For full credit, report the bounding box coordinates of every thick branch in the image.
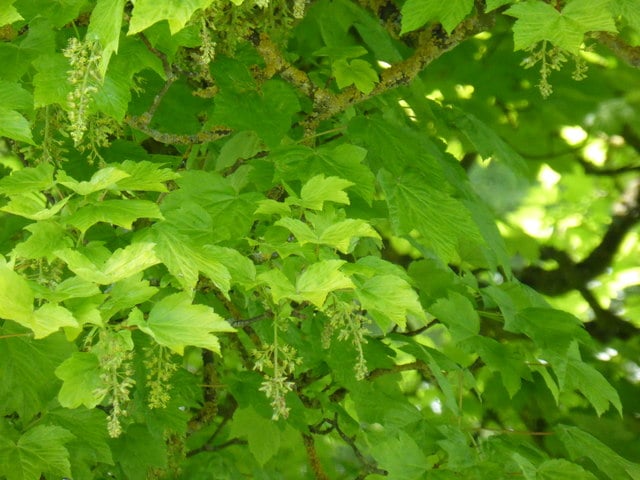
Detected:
[597,33,640,69]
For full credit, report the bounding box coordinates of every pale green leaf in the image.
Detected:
[0,107,34,144]
[0,192,69,220]
[296,260,355,307]
[55,352,104,409]
[317,219,381,253]
[400,0,474,34]
[30,303,79,339]
[275,217,318,244]
[0,163,55,196]
[332,58,379,94]
[87,0,126,77]
[255,199,292,216]
[506,0,617,53]
[100,273,159,320]
[230,407,281,465]
[356,274,425,330]
[113,160,180,192]
[486,0,513,12]
[299,174,354,210]
[13,221,72,260]
[130,293,234,355]
[55,242,160,284]
[36,276,101,303]
[128,0,214,35]
[429,292,480,342]
[613,0,640,33]
[0,425,75,480]
[65,199,163,234]
[557,425,640,480]
[57,167,130,195]
[0,0,22,25]
[152,223,232,293]
[258,269,297,304]
[0,265,34,323]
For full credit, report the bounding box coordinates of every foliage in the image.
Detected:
[1,0,640,478]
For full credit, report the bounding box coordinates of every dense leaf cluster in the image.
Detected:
[1,0,640,478]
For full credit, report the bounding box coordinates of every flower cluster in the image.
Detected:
[63,37,102,146]
[144,344,179,409]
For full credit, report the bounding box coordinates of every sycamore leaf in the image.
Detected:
[87,0,125,76]
[332,58,379,94]
[100,274,159,320]
[317,219,381,253]
[505,0,617,54]
[356,274,425,330]
[129,293,234,355]
[401,0,474,34]
[230,407,281,466]
[298,174,354,210]
[429,292,480,342]
[296,260,355,307]
[57,167,130,195]
[0,425,75,480]
[65,199,163,234]
[114,160,180,192]
[0,192,69,220]
[255,199,292,217]
[0,163,54,196]
[275,217,318,244]
[612,0,640,33]
[0,107,34,144]
[257,269,298,304]
[556,425,640,480]
[486,0,514,11]
[128,0,213,35]
[0,0,22,25]
[0,265,34,324]
[13,221,71,260]
[30,303,79,339]
[55,352,104,409]
[537,459,598,480]
[55,242,160,284]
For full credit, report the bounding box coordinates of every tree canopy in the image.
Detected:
[1,0,640,478]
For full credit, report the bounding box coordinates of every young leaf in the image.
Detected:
[296,259,355,307]
[0,0,22,25]
[298,174,354,210]
[87,0,126,76]
[400,0,474,34]
[0,264,34,324]
[130,293,235,355]
[30,303,79,339]
[55,352,105,409]
[57,167,130,195]
[505,0,617,54]
[0,192,69,220]
[356,274,425,330]
[0,163,55,196]
[128,0,212,35]
[332,58,379,94]
[65,199,163,234]
[114,160,180,192]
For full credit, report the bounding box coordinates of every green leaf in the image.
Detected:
[0,264,34,324]
[32,54,71,107]
[486,0,514,12]
[612,0,640,33]
[130,292,235,355]
[317,218,381,253]
[216,131,263,172]
[87,0,126,76]
[0,107,34,144]
[429,292,480,342]
[332,58,379,94]
[296,259,355,307]
[55,352,104,409]
[0,425,75,480]
[113,160,180,192]
[368,430,430,479]
[257,269,297,305]
[128,0,213,35]
[0,0,22,25]
[1,192,69,220]
[13,220,73,260]
[100,273,159,320]
[0,80,33,111]
[92,69,131,121]
[0,163,55,196]
[57,167,130,195]
[275,217,318,244]
[537,459,598,480]
[505,0,617,54]
[0,325,73,418]
[298,174,354,210]
[400,0,474,34]
[230,407,281,465]
[30,303,79,339]
[356,274,425,330]
[152,222,232,293]
[55,242,160,284]
[378,169,482,262]
[65,199,163,234]
[556,425,640,480]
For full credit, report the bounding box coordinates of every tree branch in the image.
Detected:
[596,33,640,69]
